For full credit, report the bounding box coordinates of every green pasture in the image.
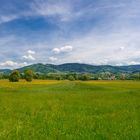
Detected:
[0,80,140,140]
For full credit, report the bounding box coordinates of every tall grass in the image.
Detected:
[0,80,140,139]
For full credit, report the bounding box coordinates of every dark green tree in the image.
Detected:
[9,70,20,82]
[24,70,33,82]
[79,74,90,81]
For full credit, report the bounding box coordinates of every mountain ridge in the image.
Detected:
[0,63,140,74]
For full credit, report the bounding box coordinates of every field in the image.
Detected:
[0,80,140,140]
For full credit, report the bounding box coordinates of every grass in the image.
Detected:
[0,80,140,139]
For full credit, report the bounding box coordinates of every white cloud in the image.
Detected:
[27,50,35,54]
[52,48,60,54]
[22,50,36,61]
[60,45,73,52]
[0,61,27,68]
[23,54,36,61]
[52,45,73,54]
[0,61,18,67]
[49,57,58,62]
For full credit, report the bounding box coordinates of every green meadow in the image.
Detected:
[0,80,140,139]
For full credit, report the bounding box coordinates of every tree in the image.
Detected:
[24,70,33,82]
[68,75,75,81]
[79,74,90,81]
[9,70,20,82]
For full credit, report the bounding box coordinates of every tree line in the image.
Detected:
[0,70,140,82]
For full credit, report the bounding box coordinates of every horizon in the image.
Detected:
[0,0,140,69]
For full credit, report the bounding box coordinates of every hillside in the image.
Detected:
[0,63,140,74]
[0,69,12,74]
[15,63,140,74]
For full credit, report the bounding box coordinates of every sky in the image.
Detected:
[0,0,140,69]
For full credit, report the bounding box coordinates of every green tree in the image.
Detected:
[24,70,33,82]
[9,70,20,82]
[79,74,90,81]
[68,75,75,81]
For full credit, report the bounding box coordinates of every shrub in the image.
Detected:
[9,70,20,82]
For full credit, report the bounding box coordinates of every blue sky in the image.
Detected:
[0,0,140,68]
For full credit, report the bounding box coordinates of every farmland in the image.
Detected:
[0,80,140,139]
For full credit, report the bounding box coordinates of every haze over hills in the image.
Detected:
[0,63,140,74]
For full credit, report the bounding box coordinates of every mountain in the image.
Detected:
[1,63,140,74]
[17,63,140,74]
[55,64,129,73]
[17,63,59,73]
[0,69,12,74]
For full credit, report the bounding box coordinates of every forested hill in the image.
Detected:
[0,63,140,74]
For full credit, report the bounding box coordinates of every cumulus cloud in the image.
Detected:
[52,45,73,54]
[22,55,36,61]
[22,50,36,61]
[61,45,73,52]
[0,61,27,68]
[27,50,35,54]
[52,48,60,54]
[49,57,58,62]
[0,61,18,67]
